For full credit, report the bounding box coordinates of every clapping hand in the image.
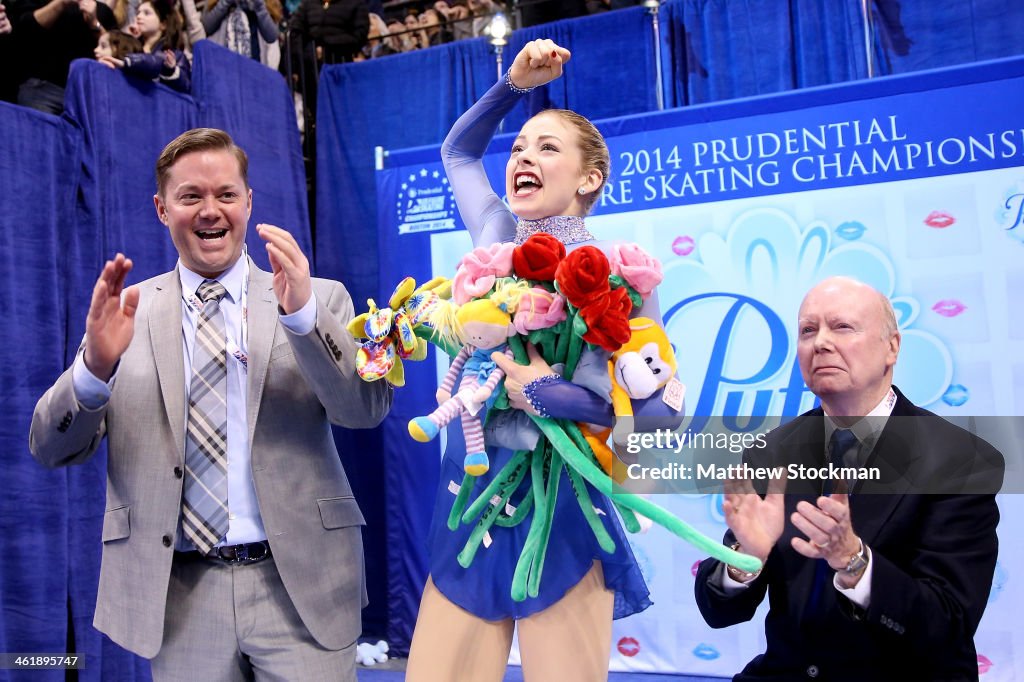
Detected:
[790,492,863,586]
[722,472,786,565]
[257,223,313,315]
[507,38,572,91]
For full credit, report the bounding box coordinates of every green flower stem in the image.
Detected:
[494,488,534,527]
[564,465,616,553]
[447,472,475,531]
[511,443,552,602]
[508,334,528,364]
[561,421,642,533]
[553,319,571,365]
[457,492,505,569]
[414,325,458,358]
[457,453,530,568]
[527,448,563,598]
[531,416,763,574]
[461,449,530,523]
[563,325,585,380]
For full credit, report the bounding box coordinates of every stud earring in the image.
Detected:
[577,187,586,195]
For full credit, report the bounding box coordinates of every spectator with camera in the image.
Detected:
[202,0,282,68]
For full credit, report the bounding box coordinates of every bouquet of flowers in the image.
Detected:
[349,234,761,600]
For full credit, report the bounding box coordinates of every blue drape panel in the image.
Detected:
[0,43,307,681]
[0,103,80,682]
[315,0,1024,655]
[662,0,868,106]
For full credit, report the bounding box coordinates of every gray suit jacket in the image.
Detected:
[30,261,392,658]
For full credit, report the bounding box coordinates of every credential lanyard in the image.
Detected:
[183,248,250,371]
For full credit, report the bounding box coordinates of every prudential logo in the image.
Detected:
[661,208,953,434]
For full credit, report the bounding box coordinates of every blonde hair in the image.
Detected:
[529,109,609,214]
[428,278,529,349]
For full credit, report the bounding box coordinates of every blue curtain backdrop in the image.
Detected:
[314,0,1024,654]
[0,41,307,681]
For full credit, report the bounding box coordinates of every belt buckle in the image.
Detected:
[223,541,269,564]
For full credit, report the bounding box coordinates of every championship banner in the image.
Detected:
[376,56,1024,678]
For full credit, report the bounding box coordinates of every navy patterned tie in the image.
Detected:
[823,428,857,496]
[806,428,859,615]
[182,280,229,554]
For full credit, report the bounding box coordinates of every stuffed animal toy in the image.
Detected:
[582,317,680,480]
[355,640,389,667]
[408,289,522,476]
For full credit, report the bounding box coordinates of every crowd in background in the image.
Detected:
[0,0,647,116]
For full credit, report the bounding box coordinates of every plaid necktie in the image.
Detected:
[182,280,229,554]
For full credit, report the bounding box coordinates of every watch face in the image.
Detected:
[845,549,868,574]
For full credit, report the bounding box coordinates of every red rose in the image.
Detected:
[555,245,611,308]
[513,232,566,281]
[579,287,632,351]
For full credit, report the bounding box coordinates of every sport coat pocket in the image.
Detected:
[317,496,366,530]
[102,505,131,542]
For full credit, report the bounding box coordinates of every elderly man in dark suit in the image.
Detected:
[694,276,1002,682]
[30,128,391,681]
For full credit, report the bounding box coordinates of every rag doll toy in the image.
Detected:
[408,288,523,476]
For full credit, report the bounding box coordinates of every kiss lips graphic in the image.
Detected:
[931,299,966,317]
[672,235,695,256]
[691,560,701,577]
[924,210,956,228]
[942,384,969,407]
[977,654,992,675]
[692,643,720,660]
[834,221,867,241]
[617,637,640,657]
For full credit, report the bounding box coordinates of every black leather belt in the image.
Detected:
[176,540,272,564]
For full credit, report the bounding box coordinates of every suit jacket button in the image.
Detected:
[173,466,183,479]
[162,534,172,547]
[806,665,819,678]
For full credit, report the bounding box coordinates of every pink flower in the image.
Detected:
[609,243,663,298]
[513,287,567,335]
[451,243,515,304]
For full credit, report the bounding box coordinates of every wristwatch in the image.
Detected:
[726,542,762,582]
[841,538,869,577]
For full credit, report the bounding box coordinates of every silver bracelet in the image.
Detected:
[505,70,535,95]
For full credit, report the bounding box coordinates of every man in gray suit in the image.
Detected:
[30,128,392,680]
